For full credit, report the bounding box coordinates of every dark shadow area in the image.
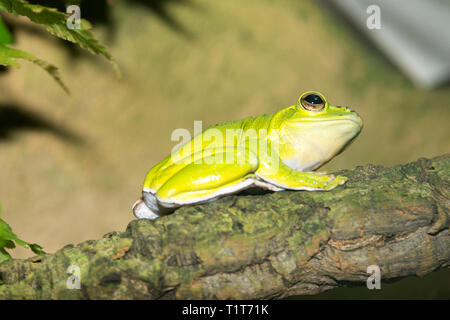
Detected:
[237,187,274,197]
[287,265,450,300]
[0,103,83,144]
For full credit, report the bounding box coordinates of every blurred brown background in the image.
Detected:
[0,0,448,298]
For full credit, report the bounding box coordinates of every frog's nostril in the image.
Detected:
[336,105,351,111]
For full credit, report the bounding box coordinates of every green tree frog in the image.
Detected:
[133,91,363,219]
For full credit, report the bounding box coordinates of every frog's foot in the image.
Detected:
[132,199,162,220]
[256,167,348,191]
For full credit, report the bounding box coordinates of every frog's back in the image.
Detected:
[143,112,275,191]
[208,112,273,131]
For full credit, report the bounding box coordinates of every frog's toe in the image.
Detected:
[335,175,348,185]
[324,175,347,190]
[132,199,161,220]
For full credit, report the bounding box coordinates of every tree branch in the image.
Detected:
[0,154,448,299]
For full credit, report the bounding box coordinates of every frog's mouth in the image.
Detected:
[292,116,363,129]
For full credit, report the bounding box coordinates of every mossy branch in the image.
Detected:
[0,155,448,299]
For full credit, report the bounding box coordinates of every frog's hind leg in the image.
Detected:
[155,148,260,208]
[133,175,282,220]
[162,176,258,207]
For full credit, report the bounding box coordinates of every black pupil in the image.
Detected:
[304,94,323,105]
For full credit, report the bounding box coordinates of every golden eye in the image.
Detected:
[300,93,325,111]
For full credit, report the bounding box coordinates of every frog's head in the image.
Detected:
[281,91,363,171]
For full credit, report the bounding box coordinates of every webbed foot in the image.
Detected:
[132,199,161,220]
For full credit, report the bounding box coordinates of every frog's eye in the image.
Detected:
[300,93,326,111]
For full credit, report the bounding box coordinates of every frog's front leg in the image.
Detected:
[256,157,347,191]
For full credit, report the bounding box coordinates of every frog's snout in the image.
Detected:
[336,105,360,116]
[336,105,363,129]
[351,110,364,129]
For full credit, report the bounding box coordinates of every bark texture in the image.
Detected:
[0,154,449,299]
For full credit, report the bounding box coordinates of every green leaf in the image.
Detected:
[0,0,120,77]
[0,43,69,92]
[29,243,45,255]
[0,216,46,264]
[0,15,13,44]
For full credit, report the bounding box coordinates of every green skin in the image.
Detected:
[133,91,363,219]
